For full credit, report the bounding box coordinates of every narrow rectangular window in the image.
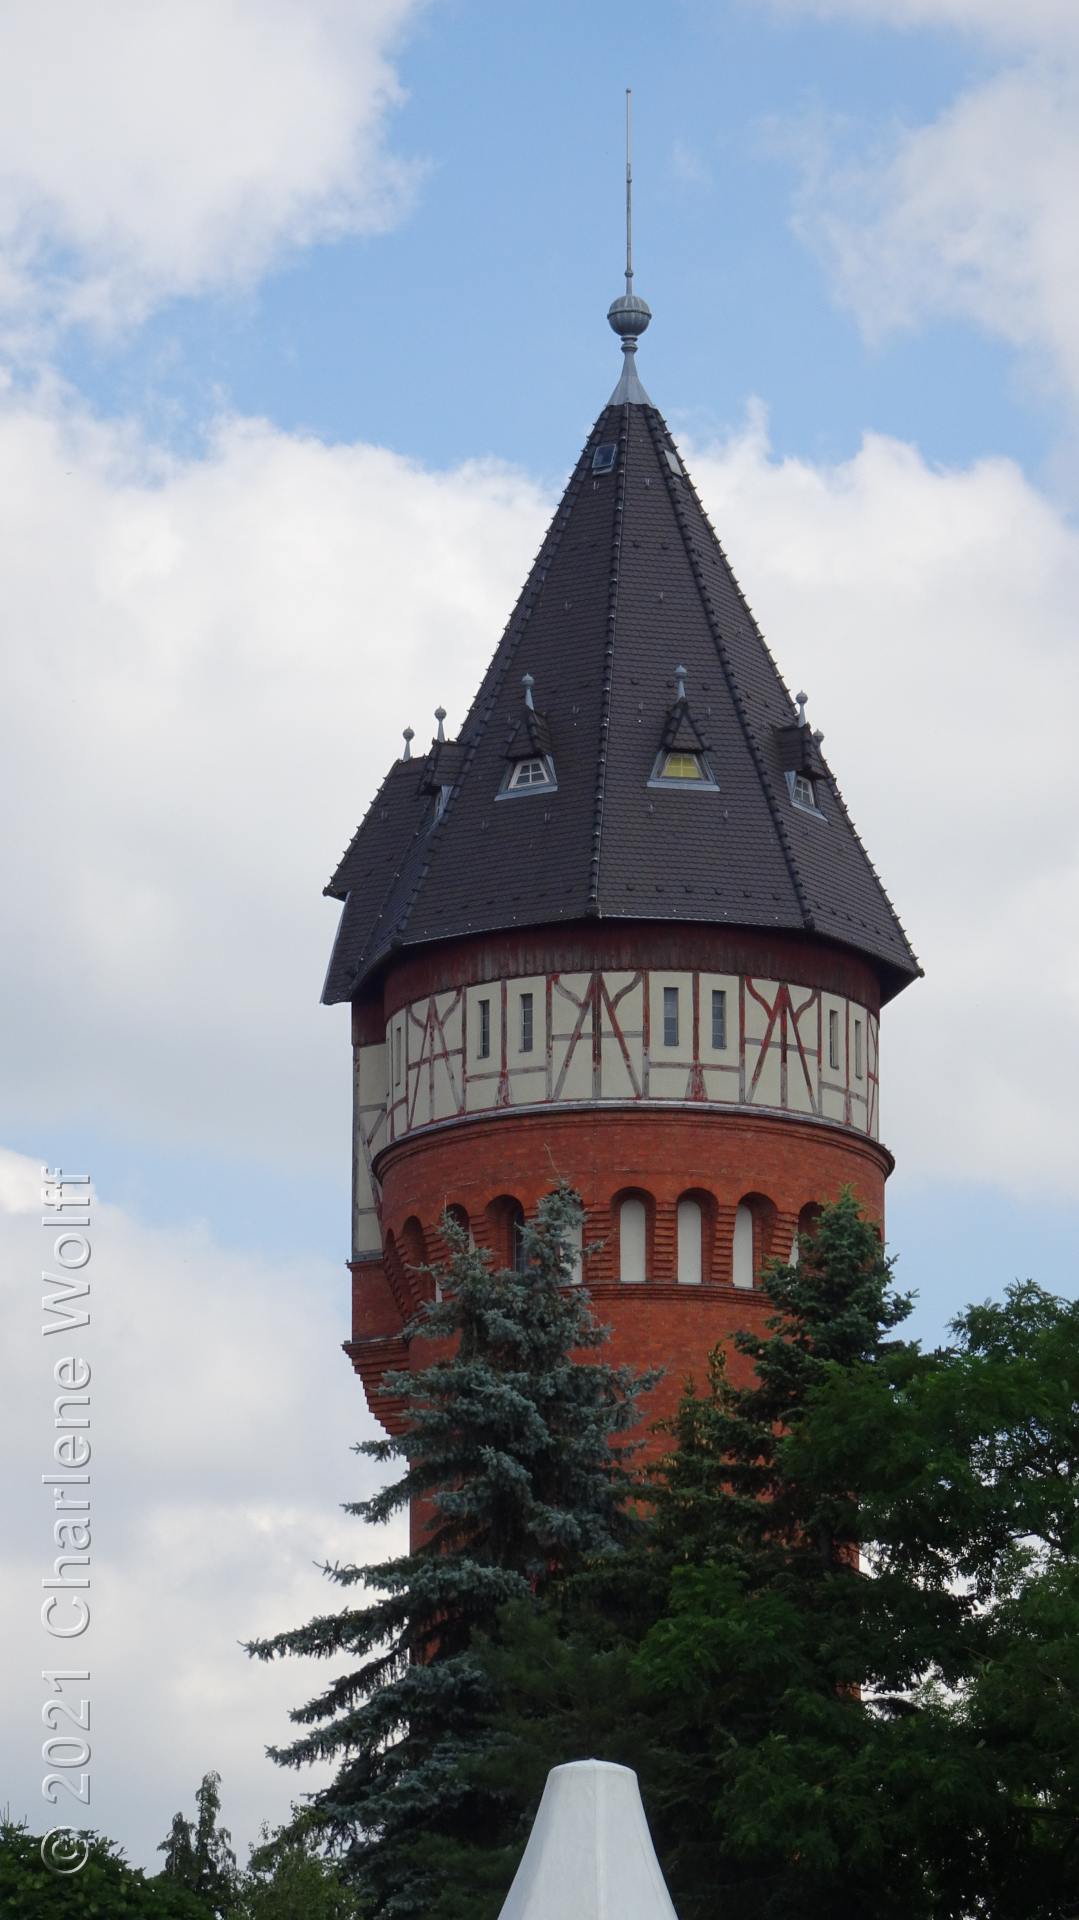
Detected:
[520,991,533,1054]
[663,985,679,1048]
[394,1025,402,1087]
[828,1009,839,1071]
[478,998,491,1059]
[711,989,727,1051]
[854,1018,863,1080]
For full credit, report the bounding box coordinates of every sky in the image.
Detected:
[4,0,1079,1875]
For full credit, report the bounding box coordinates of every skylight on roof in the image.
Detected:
[592,443,618,474]
[663,447,683,476]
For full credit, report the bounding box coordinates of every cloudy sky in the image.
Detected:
[4,0,1078,1873]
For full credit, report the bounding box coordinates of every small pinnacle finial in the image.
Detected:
[607,86,651,383]
[795,690,808,727]
[522,672,535,711]
[402,725,414,760]
[675,663,687,702]
[435,705,446,742]
[812,728,824,747]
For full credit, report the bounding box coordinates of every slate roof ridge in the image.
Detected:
[321,762,428,999]
[338,416,604,987]
[647,405,920,978]
[589,403,629,910]
[324,758,404,900]
[803,756,922,974]
[644,404,816,932]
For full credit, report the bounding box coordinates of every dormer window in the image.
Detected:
[648,664,718,792]
[511,757,550,789]
[592,442,618,474]
[501,753,556,797]
[659,751,705,781]
[499,672,557,799]
[786,768,824,816]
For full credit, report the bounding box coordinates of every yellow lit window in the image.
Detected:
[660,751,703,780]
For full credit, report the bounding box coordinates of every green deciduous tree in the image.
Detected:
[246,1185,655,1920]
[0,1815,207,1920]
[471,1192,1079,1920]
[157,1771,237,1918]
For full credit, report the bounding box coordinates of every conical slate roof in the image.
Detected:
[323,386,919,1006]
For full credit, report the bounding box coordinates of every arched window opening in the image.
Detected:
[732,1203,755,1290]
[401,1216,427,1271]
[797,1203,823,1267]
[485,1195,528,1272]
[510,1202,528,1273]
[676,1196,703,1285]
[554,1203,584,1285]
[618,1196,647,1284]
[445,1202,473,1247]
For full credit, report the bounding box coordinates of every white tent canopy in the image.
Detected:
[497,1759,680,1920]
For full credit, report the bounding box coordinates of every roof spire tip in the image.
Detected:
[522,672,535,711]
[434,705,447,742]
[795,690,809,727]
[675,663,687,701]
[402,725,414,761]
[606,87,652,403]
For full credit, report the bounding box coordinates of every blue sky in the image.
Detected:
[56,1,1037,481]
[3,0,1078,1873]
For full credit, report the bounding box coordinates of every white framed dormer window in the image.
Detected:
[786,768,825,817]
[648,749,718,791]
[498,755,557,798]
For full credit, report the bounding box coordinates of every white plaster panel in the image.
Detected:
[601,1034,638,1100]
[408,1062,431,1132]
[602,972,643,1031]
[649,1063,691,1100]
[556,1033,594,1102]
[435,990,463,1050]
[743,979,780,1042]
[508,1065,546,1107]
[702,1066,738,1102]
[649,972,687,1056]
[465,982,501,1075]
[700,973,739,1060]
[506,974,545,1068]
[821,993,845,1080]
[431,1055,459,1122]
[749,1045,782,1109]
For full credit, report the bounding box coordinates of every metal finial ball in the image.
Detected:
[607,292,652,341]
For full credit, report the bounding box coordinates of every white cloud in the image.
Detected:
[0,383,551,1176]
[1,1146,402,1868]
[774,0,1079,44]
[685,407,1079,1198]
[0,0,426,337]
[771,2,1079,409]
[2,381,1077,1200]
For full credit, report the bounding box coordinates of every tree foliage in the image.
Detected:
[246,1185,655,1919]
[157,1771,237,1918]
[469,1192,1079,1920]
[0,1815,206,1920]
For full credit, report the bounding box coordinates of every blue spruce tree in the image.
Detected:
[247,1184,656,1919]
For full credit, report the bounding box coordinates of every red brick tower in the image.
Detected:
[322,272,919,1457]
